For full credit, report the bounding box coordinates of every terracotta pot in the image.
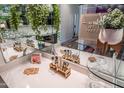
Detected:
[98,29,123,45]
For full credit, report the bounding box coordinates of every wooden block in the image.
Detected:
[88,56,96,62]
[13,47,23,52]
[9,55,18,61]
[49,62,71,78]
[23,67,39,75]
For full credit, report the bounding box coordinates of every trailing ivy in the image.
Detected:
[52,4,61,32]
[27,4,50,35]
[9,5,20,31]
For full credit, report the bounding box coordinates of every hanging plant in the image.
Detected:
[27,4,50,49]
[52,4,61,32]
[27,4,49,35]
[9,5,20,31]
[0,5,2,10]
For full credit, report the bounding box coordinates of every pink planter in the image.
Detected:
[98,29,123,45]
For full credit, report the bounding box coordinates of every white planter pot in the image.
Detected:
[98,29,123,45]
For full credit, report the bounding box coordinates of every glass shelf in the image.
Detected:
[87,53,124,87]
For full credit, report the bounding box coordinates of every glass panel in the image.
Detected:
[87,54,121,76]
[0,4,54,63]
[59,4,124,87]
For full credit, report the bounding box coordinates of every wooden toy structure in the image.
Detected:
[13,41,24,52]
[26,39,35,48]
[49,56,71,78]
[62,50,80,64]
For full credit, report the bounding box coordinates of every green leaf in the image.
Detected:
[9,5,20,31]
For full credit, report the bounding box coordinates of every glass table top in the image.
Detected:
[87,53,124,87]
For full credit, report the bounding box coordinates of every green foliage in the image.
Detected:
[0,16,8,21]
[52,4,60,32]
[0,5,9,21]
[36,35,44,41]
[27,4,49,34]
[0,5,3,10]
[9,5,20,31]
[100,8,124,29]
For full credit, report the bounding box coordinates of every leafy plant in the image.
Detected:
[0,16,9,21]
[0,5,3,10]
[9,5,20,31]
[0,5,9,22]
[100,8,124,29]
[52,4,60,32]
[27,4,49,35]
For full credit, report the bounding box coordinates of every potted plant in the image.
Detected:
[27,4,49,49]
[99,8,124,45]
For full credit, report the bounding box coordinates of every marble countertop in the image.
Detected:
[0,57,112,88]
[0,43,123,87]
[54,45,124,82]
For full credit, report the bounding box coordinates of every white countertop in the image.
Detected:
[0,57,112,88]
[0,44,122,87]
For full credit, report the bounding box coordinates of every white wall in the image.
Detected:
[80,4,97,14]
[60,4,80,43]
